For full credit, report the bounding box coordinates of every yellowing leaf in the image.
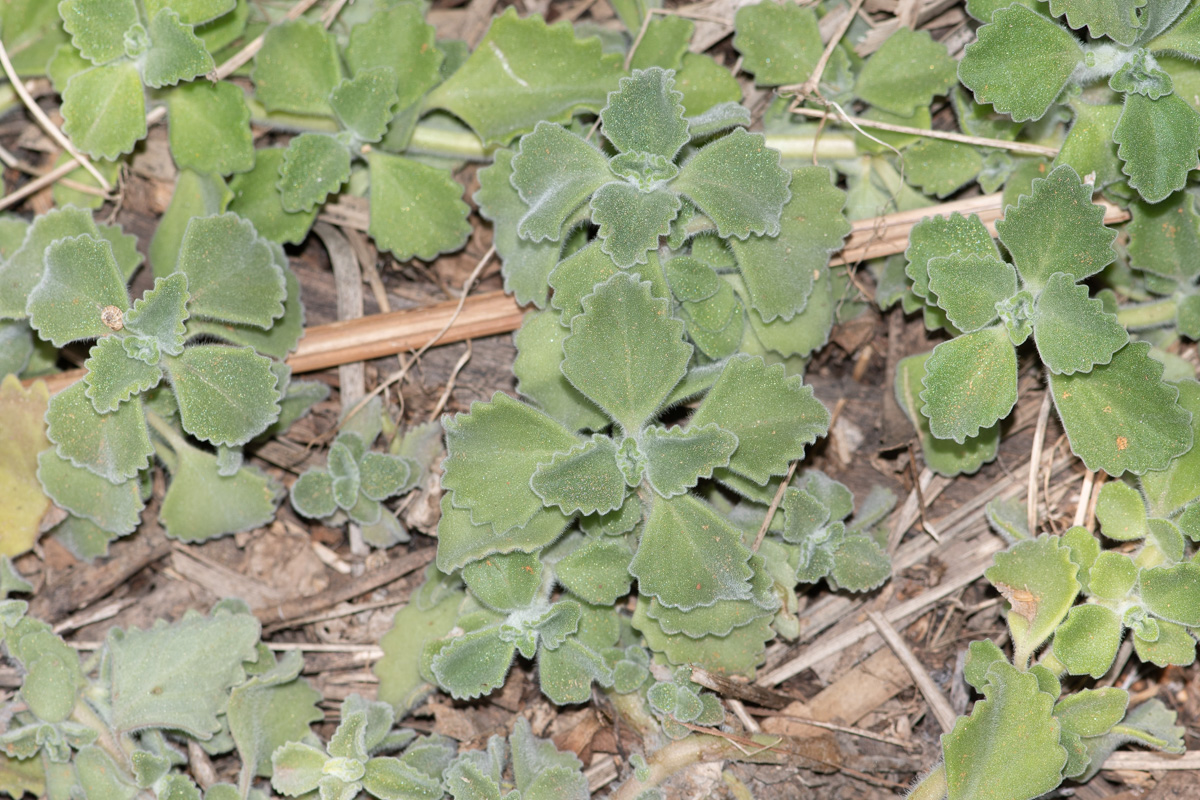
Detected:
[0,376,51,556]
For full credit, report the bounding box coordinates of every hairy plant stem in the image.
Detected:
[608,689,663,747]
[1116,297,1177,329]
[145,411,182,474]
[609,733,787,800]
[71,699,129,770]
[906,764,948,800]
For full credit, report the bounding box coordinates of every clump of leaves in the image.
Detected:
[1117,190,1200,343]
[646,669,725,740]
[0,207,324,557]
[959,0,1200,203]
[904,164,1192,476]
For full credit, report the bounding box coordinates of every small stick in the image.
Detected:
[752,459,800,553]
[744,708,916,750]
[868,611,957,733]
[1027,391,1053,536]
[783,0,866,99]
[1072,469,1096,528]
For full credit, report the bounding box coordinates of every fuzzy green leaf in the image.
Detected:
[1053,604,1123,678]
[150,169,231,277]
[342,4,441,112]
[1133,618,1196,666]
[1056,102,1125,190]
[278,133,351,213]
[125,273,189,357]
[629,493,753,610]
[904,139,983,198]
[728,166,850,322]
[986,534,1080,666]
[1032,272,1127,375]
[829,536,892,592]
[560,273,690,434]
[855,28,957,116]
[359,452,414,502]
[227,149,317,245]
[1095,480,1149,541]
[640,423,737,499]
[144,0,235,26]
[59,0,139,65]
[436,497,572,574]
[0,206,98,319]
[367,151,472,262]
[228,650,322,779]
[629,14,692,71]
[1127,191,1200,281]
[166,81,253,176]
[996,165,1116,291]
[943,661,1066,800]
[1050,342,1192,475]
[530,435,627,517]
[555,538,633,606]
[62,62,147,159]
[672,128,791,240]
[511,123,611,243]
[108,609,260,736]
[252,19,341,116]
[424,8,623,146]
[513,310,607,431]
[602,68,689,160]
[1109,50,1174,98]
[462,551,543,613]
[591,183,680,269]
[164,344,281,446]
[920,326,1017,444]
[177,213,285,328]
[633,597,773,676]
[442,392,578,534]
[1140,563,1200,626]
[430,627,515,700]
[1140,380,1200,517]
[927,254,1015,333]
[959,4,1083,122]
[1088,551,1139,600]
[664,256,719,302]
[646,554,776,637]
[691,355,829,484]
[549,243,669,324]
[896,352,999,477]
[159,435,277,541]
[37,449,143,534]
[27,234,127,347]
[270,742,326,796]
[376,571,465,715]
[1114,93,1200,204]
[82,336,163,413]
[290,469,336,519]
[1048,0,1146,44]
[475,150,564,308]
[186,264,304,360]
[142,8,214,88]
[733,1,821,87]
[905,212,999,300]
[329,67,398,144]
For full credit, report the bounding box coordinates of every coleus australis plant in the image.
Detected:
[477,66,852,363]
[370,270,895,708]
[959,0,1200,204]
[899,163,1193,478]
[0,206,325,558]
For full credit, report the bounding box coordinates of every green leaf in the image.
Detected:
[1114,92,1200,204]
[61,62,147,159]
[164,344,282,446]
[513,310,607,431]
[475,150,564,308]
[290,470,335,519]
[897,352,999,477]
[125,273,189,357]
[429,627,515,700]
[108,609,260,737]
[251,19,341,116]
[1109,50,1174,98]
[1050,341,1193,475]
[646,554,776,637]
[629,493,753,610]
[367,151,472,262]
[591,183,680,269]
[376,570,465,715]
[1088,551,1139,600]
[187,263,304,360]
[1053,604,1123,678]
[359,452,413,501]
[942,661,1067,800]
[1148,1,1200,54]
[1056,102,1125,189]
[959,4,1083,122]
[555,538,633,606]
[510,123,612,243]
[986,534,1080,666]
[1141,380,1200,516]
[671,128,791,240]
[0,207,97,319]
[903,139,983,199]
[1133,618,1197,666]
[560,273,690,434]
[733,1,821,87]
[1050,0,1146,44]
[178,213,285,328]
[1140,562,1200,625]
[228,651,322,778]
[1095,480,1149,541]
[996,164,1116,291]
[549,242,669,324]
[829,536,892,592]
[691,355,829,484]
[927,254,1015,333]
[38,447,143,534]
[728,166,850,322]
[271,742,326,796]
[159,434,277,541]
[602,68,689,160]
[630,14,692,71]
[462,551,542,612]
[329,67,398,144]
[640,423,737,499]
[1032,272,1127,375]
[149,169,230,277]
[442,392,578,534]
[855,28,957,116]
[1127,191,1200,281]
[278,133,351,213]
[905,211,999,301]
[27,234,128,347]
[82,336,163,413]
[167,80,254,176]
[963,640,1006,691]
[343,4,441,112]
[674,52,742,116]
[424,8,623,146]
[665,256,719,303]
[144,0,235,26]
[436,495,572,573]
[142,8,214,88]
[530,435,627,516]
[920,326,1017,444]
[59,0,139,65]
[227,148,317,245]
[633,597,774,676]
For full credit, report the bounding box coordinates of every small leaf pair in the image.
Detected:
[646,669,724,739]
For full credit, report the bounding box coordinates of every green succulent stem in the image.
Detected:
[1116,297,1177,330]
[71,698,130,771]
[407,124,491,161]
[762,133,858,161]
[906,764,948,800]
[608,733,787,800]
